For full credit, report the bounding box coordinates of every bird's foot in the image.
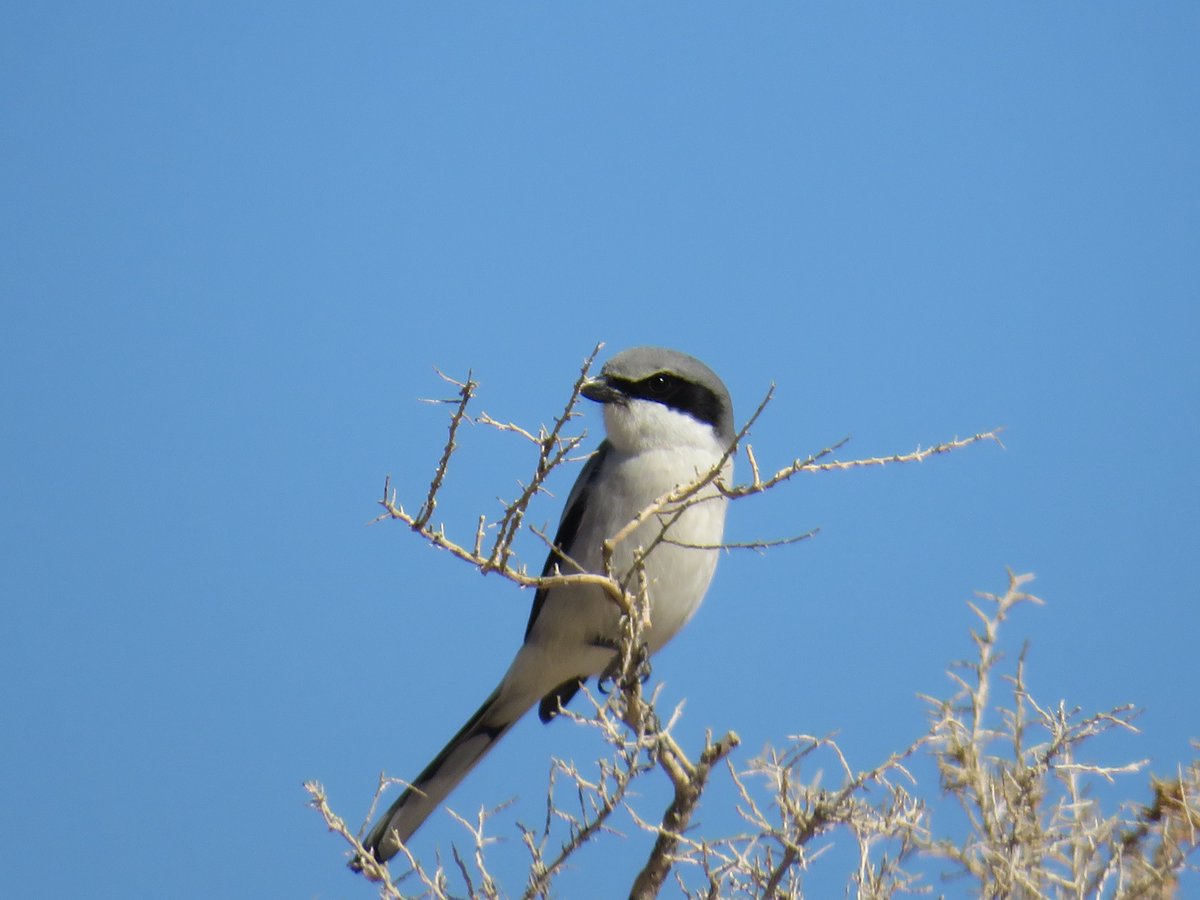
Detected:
[595,638,651,694]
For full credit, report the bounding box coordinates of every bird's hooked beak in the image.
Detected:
[580,375,626,405]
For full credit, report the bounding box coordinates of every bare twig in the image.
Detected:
[485,343,603,571]
[413,369,477,531]
[721,430,1003,499]
[304,781,411,898]
[629,730,742,899]
[662,527,819,553]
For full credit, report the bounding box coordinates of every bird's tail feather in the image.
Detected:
[356,683,527,866]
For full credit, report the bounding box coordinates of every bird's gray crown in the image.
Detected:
[596,346,734,442]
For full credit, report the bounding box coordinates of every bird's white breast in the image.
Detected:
[516,397,732,689]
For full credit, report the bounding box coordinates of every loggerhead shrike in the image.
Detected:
[356,346,735,867]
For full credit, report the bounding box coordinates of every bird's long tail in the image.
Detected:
[354,684,528,867]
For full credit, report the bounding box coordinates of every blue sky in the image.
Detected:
[3,4,1197,897]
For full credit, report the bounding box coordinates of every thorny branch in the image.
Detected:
[916,570,1200,898]
[628,728,742,899]
[483,344,602,572]
[305,780,414,900]
[412,369,476,531]
[519,685,659,900]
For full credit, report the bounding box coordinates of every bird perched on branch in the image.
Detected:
[356,346,735,868]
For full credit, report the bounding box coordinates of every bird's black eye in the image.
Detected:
[644,373,676,398]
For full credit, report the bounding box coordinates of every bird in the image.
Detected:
[355,346,735,868]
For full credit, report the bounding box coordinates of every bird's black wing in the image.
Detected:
[523,440,610,642]
[523,441,611,722]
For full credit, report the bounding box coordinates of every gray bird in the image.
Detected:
[357,346,735,867]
